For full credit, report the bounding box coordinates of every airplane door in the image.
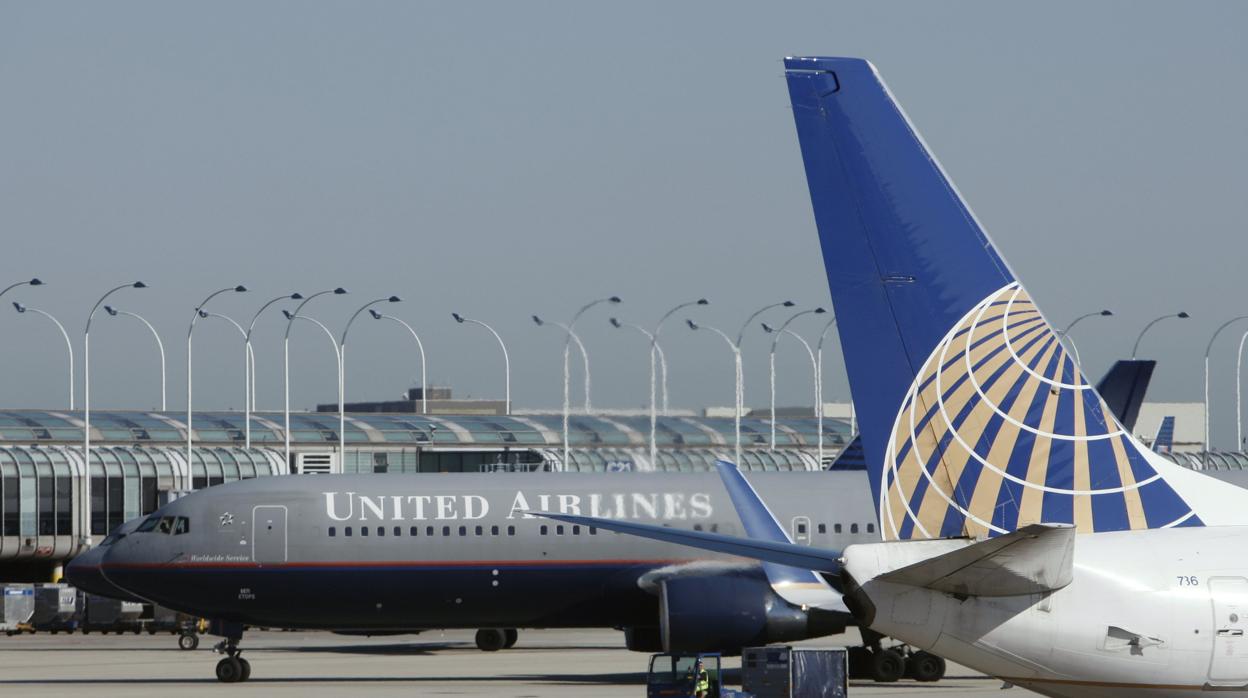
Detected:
[252,506,288,564]
[791,516,811,545]
[1209,577,1248,685]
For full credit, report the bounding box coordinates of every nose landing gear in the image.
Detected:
[213,635,252,683]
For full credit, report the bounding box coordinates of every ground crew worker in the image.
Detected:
[686,658,710,698]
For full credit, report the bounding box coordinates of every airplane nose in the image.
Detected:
[65,547,143,602]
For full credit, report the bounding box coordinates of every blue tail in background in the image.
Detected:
[784,57,1201,540]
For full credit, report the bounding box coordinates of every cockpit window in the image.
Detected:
[136,516,161,533]
[100,532,122,546]
[156,517,175,534]
[173,517,190,535]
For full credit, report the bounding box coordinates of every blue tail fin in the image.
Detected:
[785,57,1206,540]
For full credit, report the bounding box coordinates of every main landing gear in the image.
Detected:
[213,634,252,683]
[475,628,519,651]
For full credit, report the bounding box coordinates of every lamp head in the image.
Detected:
[686,319,698,330]
[814,307,827,314]
[197,310,209,319]
[452,312,465,324]
[28,278,43,286]
[289,292,304,300]
[1178,311,1191,319]
[532,315,544,327]
[282,310,294,320]
[696,298,709,305]
[12,302,25,313]
[233,285,247,293]
[132,281,147,289]
[762,322,775,333]
[387,295,401,303]
[608,296,622,304]
[1100,309,1113,316]
[782,300,795,307]
[609,318,622,328]
[104,306,118,317]
[369,309,383,320]
[332,287,348,295]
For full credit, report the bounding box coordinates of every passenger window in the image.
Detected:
[507,526,516,536]
[834,524,842,533]
[540,525,548,536]
[709,524,718,533]
[377,527,385,537]
[394,526,401,537]
[817,524,826,534]
[572,525,580,535]
[410,526,419,537]
[361,527,369,537]
[589,526,597,535]
[867,523,875,533]
[798,523,807,534]
[556,525,564,536]
[490,525,500,536]
[442,526,450,536]
[693,524,703,531]
[850,523,859,534]
[426,526,434,536]
[329,527,337,537]
[475,525,483,536]
[458,526,467,536]
[173,517,190,535]
[345,527,353,537]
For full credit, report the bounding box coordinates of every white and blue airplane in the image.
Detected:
[545,56,1248,697]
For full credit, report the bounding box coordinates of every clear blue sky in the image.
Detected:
[2,2,1247,444]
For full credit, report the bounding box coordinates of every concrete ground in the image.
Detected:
[0,627,1042,697]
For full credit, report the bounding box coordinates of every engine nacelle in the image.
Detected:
[658,572,846,654]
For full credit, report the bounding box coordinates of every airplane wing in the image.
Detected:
[713,461,847,611]
[536,512,844,574]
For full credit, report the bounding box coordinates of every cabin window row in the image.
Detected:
[329,524,518,538]
[806,522,875,535]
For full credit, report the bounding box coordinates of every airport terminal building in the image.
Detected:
[0,409,852,578]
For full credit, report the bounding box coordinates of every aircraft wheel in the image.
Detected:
[870,648,904,683]
[178,633,199,651]
[238,658,252,682]
[475,628,507,652]
[503,629,518,649]
[909,651,945,682]
[216,657,243,683]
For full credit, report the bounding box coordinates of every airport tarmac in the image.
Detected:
[0,627,1041,697]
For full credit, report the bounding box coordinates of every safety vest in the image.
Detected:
[695,668,709,693]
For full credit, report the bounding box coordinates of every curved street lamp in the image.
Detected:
[105,306,167,411]
[284,311,343,466]
[764,308,826,450]
[815,316,840,464]
[83,280,146,543]
[284,288,347,468]
[610,317,672,467]
[1205,316,1248,462]
[451,313,510,415]
[244,292,302,448]
[1131,312,1190,360]
[371,310,428,414]
[187,285,247,471]
[687,319,743,465]
[646,299,708,466]
[1059,309,1113,368]
[12,302,73,409]
[534,313,601,469]
[197,310,251,417]
[339,297,402,456]
[1238,329,1248,450]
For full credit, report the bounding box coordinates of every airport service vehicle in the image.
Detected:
[646,652,724,698]
[75,471,881,682]
[547,56,1248,697]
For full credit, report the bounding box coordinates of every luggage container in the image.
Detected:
[2,585,35,635]
[31,584,80,633]
[82,594,145,634]
[741,646,847,698]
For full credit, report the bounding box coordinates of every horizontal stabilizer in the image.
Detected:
[877,524,1074,597]
[535,513,843,574]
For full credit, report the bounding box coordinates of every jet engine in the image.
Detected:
[657,571,845,654]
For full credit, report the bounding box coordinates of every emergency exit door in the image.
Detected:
[1209,577,1248,685]
[251,505,288,564]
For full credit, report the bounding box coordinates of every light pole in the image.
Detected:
[647,299,708,465]
[815,316,839,463]
[245,292,302,448]
[197,310,251,416]
[1131,312,1190,359]
[609,317,672,467]
[187,286,247,471]
[340,297,402,457]
[687,319,743,464]
[12,302,73,409]
[1205,316,1248,462]
[451,313,509,415]
[371,310,428,414]
[764,323,819,460]
[534,312,605,469]
[83,280,146,543]
[104,306,167,410]
[284,311,343,467]
[284,288,347,468]
[764,308,826,450]
[1238,329,1248,450]
[1059,309,1113,368]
